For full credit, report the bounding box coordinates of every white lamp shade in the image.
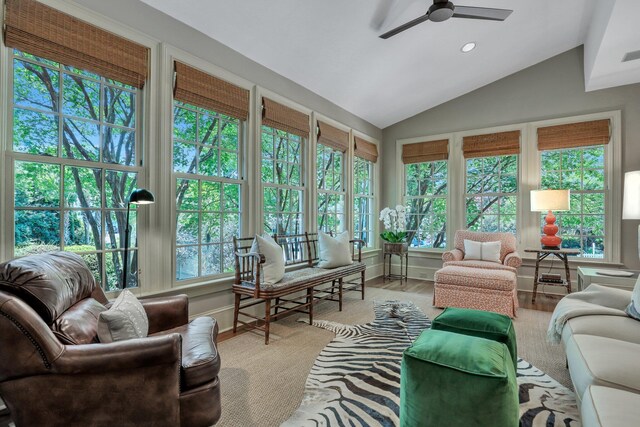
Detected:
[530,189,570,212]
[623,171,640,219]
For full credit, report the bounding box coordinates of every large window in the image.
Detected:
[465,155,518,233]
[317,143,345,234]
[404,161,448,249]
[540,145,606,258]
[11,50,140,290]
[173,102,242,280]
[261,126,304,235]
[353,157,375,247]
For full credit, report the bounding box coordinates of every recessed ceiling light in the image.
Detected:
[461,42,476,53]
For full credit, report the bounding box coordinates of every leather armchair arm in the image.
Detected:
[442,249,464,262]
[140,294,189,334]
[504,251,522,268]
[52,333,181,375]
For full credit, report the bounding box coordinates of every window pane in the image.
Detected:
[103,126,135,166]
[406,159,447,248]
[13,59,59,112]
[13,108,59,155]
[176,246,198,280]
[62,118,100,161]
[64,211,101,250]
[63,74,100,120]
[103,86,135,128]
[14,210,60,254]
[64,167,102,208]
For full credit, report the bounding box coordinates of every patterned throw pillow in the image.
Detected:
[97,290,149,343]
[626,276,640,321]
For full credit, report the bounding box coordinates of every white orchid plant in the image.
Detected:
[379,205,409,243]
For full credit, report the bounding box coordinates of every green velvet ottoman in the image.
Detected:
[400,329,519,427]
[432,307,518,368]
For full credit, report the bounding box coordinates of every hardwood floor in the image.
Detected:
[218,276,561,342]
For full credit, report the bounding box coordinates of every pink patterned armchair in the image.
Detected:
[435,231,521,317]
[442,230,522,270]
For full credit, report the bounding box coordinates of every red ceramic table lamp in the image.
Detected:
[531,189,570,250]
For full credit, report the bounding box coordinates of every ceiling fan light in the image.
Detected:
[461,42,476,53]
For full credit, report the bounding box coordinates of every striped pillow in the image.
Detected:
[626,277,640,321]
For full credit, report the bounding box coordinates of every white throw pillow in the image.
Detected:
[97,290,148,343]
[250,233,285,285]
[626,276,640,321]
[317,231,354,269]
[463,239,502,263]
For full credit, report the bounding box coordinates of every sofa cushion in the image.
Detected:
[561,315,640,346]
[581,386,640,427]
[52,297,106,344]
[0,252,96,325]
[566,335,640,401]
[443,260,517,273]
[434,265,517,291]
[153,316,220,390]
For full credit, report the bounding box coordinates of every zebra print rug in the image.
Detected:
[282,301,580,427]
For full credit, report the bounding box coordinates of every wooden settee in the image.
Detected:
[232,232,366,344]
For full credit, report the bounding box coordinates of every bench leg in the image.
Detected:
[361,270,366,300]
[233,293,240,333]
[338,278,343,311]
[264,298,271,345]
[274,297,280,316]
[307,287,314,325]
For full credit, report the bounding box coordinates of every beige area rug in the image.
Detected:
[216,285,571,427]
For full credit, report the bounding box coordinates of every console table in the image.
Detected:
[524,248,580,303]
[383,242,408,282]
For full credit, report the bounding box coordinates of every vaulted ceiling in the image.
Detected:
[139,0,640,128]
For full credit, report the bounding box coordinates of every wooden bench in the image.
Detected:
[232,232,366,344]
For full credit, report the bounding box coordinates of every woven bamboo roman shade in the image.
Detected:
[262,98,310,138]
[537,119,611,150]
[463,130,521,158]
[402,139,449,164]
[174,61,250,121]
[4,0,149,88]
[354,137,378,163]
[317,121,349,152]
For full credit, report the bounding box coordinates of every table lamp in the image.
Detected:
[531,189,570,250]
[122,188,155,289]
[623,171,640,258]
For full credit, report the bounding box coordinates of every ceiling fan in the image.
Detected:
[379,0,513,39]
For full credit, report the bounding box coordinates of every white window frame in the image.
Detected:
[353,156,376,248]
[161,46,253,289]
[351,131,380,253]
[395,111,621,264]
[0,0,159,297]
[396,135,453,253]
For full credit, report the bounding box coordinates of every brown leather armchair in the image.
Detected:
[0,252,221,427]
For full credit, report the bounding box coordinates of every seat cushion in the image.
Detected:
[153,316,220,390]
[431,307,517,368]
[581,386,640,427]
[246,262,365,291]
[566,335,640,401]
[561,315,640,347]
[0,252,96,325]
[443,260,517,273]
[52,297,106,344]
[434,265,516,291]
[401,329,518,427]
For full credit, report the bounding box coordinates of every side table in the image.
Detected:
[577,267,638,291]
[383,242,408,282]
[524,248,580,303]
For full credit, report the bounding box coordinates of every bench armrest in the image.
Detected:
[234,251,265,298]
[350,239,365,262]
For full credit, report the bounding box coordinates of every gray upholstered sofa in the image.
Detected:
[559,285,640,427]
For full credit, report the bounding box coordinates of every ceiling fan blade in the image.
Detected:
[452,6,513,21]
[379,13,430,39]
